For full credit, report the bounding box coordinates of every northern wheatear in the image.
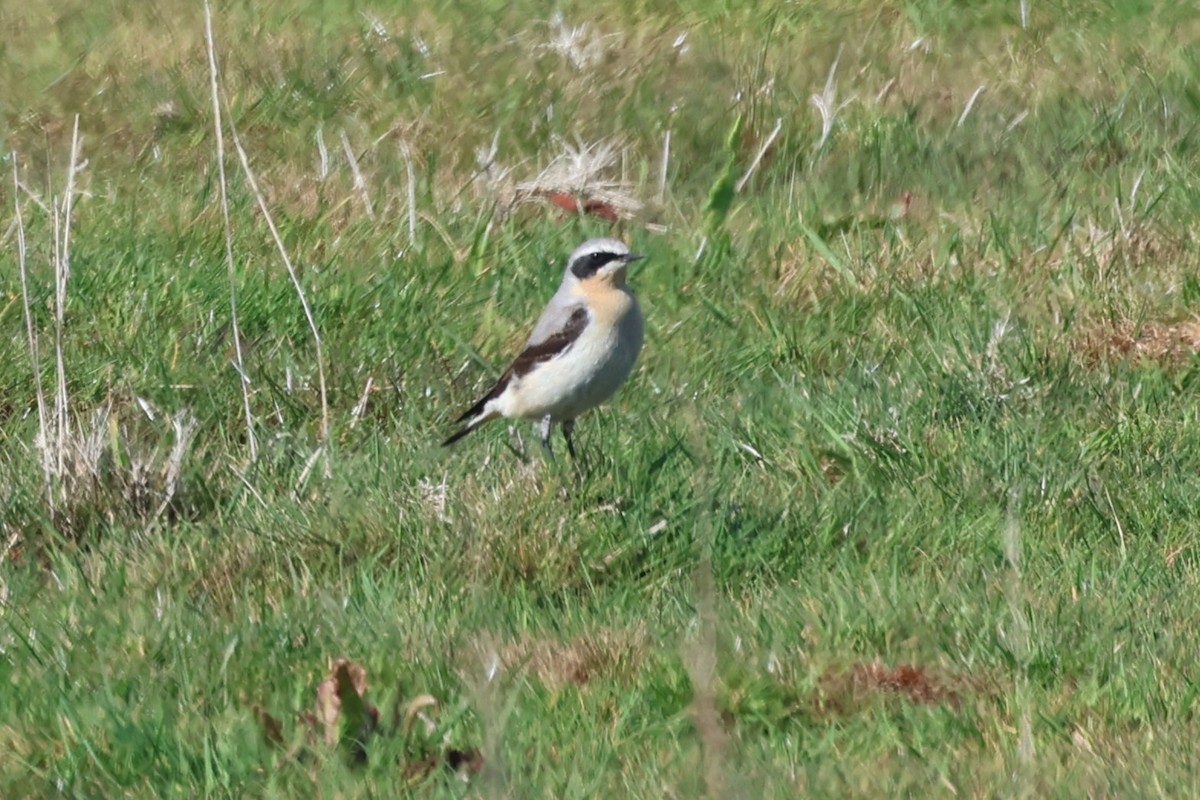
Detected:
[443,237,645,458]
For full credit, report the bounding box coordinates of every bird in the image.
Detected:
[442,237,645,459]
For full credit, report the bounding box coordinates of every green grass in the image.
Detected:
[3,0,1200,795]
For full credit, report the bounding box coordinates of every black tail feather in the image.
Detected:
[452,392,492,426]
[443,375,509,447]
[442,425,475,446]
[442,397,494,446]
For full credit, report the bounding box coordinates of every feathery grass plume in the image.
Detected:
[810,46,854,152]
[339,129,375,220]
[539,11,612,70]
[514,135,642,222]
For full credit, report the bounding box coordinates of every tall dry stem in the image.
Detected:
[13,155,52,504]
[50,117,82,501]
[205,0,259,461]
[229,125,331,468]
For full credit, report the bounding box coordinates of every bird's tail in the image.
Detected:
[442,419,486,446]
[442,398,499,446]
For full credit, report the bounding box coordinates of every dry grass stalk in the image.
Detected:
[12,131,197,531]
[204,0,258,462]
[657,129,671,204]
[13,155,52,505]
[228,126,331,468]
[735,118,782,193]
[957,85,988,128]
[685,558,730,799]
[50,117,82,498]
[339,128,375,220]
[810,46,854,151]
[397,138,418,246]
[315,127,330,179]
[156,411,198,519]
[1003,490,1037,777]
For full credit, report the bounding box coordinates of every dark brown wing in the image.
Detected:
[508,305,590,378]
[450,306,590,425]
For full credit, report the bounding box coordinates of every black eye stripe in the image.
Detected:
[571,251,620,279]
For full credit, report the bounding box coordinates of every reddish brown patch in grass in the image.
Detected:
[540,190,621,222]
[816,662,965,714]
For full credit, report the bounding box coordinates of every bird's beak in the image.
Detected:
[622,252,646,263]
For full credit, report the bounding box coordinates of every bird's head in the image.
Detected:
[564,237,644,288]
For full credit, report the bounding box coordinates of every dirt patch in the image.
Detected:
[486,626,648,689]
[1075,319,1200,368]
[1109,320,1200,362]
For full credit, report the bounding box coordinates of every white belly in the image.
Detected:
[501,301,643,422]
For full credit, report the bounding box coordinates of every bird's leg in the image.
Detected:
[542,416,576,495]
[561,419,578,462]
[504,425,529,463]
[562,419,588,483]
[537,415,555,462]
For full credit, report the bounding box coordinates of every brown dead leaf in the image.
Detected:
[818,454,848,486]
[254,705,286,750]
[851,662,955,704]
[314,658,379,762]
[545,190,581,214]
[255,660,483,779]
[540,190,620,222]
[580,198,619,222]
[315,676,340,747]
[401,693,439,734]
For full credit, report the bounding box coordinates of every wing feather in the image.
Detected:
[444,305,590,441]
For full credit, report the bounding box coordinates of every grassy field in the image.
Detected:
[3,0,1200,795]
